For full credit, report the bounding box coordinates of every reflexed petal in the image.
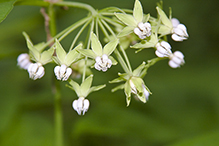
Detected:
[72,100,78,111]
[160,41,171,50]
[168,60,179,68]
[171,34,185,41]
[171,18,180,27]
[102,54,108,62]
[94,63,101,71]
[36,66,45,79]
[60,64,67,76]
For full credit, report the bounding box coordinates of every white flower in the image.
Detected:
[54,64,72,81]
[28,62,45,80]
[155,41,172,57]
[169,51,185,68]
[134,22,151,39]
[171,18,189,41]
[129,79,150,102]
[94,54,112,72]
[17,53,31,70]
[143,84,150,101]
[72,97,90,115]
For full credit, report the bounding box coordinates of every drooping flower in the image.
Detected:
[94,54,112,72]
[115,0,151,39]
[156,7,189,41]
[110,62,151,106]
[72,97,90,115]
[169,51,185,68]
[67,75,106,115]
[134,22,151,39]
[77,32,118,72]
[28,62,45,80]
[54,64,72,81]
[155,41,172,57]
[171,18,189,41]
[17,53,32,70]
[53,39,81,81]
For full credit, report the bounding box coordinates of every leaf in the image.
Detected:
[131,40,155,49]
[22,32,40,61]
[114,13,137,26]
[103,39,118,56]
[91,32,103,56]
[111,84,124,92]
[81,75,93,97]
[77,49,96,59]
[124,82,131,106]
[156,7,172,27]
[117,26,134,38]
[0,0,16,23]
[108,56,117,65]
[133,0,143,23]
[132,62,146,76]
[65,44,81,66]
[40,48,54,65]
[109,77,126,84]
[68,79,81,97]
[55,39,66,63]
[89,84,106,94]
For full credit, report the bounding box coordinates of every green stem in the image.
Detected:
[48,5,63,146]
[100,19,132,73]
[97,19,130,73]
[55,1,97,16]
[42,17,91,49]
[82,18,95,82]
[69,18,92,51]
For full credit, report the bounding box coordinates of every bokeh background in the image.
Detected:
[1,0,219,146]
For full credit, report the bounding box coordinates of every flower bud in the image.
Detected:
[134,22,151,39]
[28,63,45,80]
[155,41,172,57]
[94,54,112,72]
[169,51,185,68]
[17,53,31,70]
[171,18,189,41]
[54,64,72,81]
[72,97,90,115]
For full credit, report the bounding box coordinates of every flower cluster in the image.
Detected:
[17,0,189,115]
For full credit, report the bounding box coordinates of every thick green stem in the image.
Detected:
[48,4,63,146]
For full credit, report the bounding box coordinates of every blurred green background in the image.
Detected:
[1,0,219,146]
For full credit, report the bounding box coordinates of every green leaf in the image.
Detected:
[131,40,155,49]
[111,84,124,92]
[156,7,172,27]
[65,44,81,66]
[68,79,81,97]
[108,56,117,65]
[55,39,66,63]
[131,77,143,93]
[133,62,146,76]
[109,77,126,84]
[40,48,54,65]
[124,81,131,106]
[158,25,172,35]
[34,42,46,53]
[114,13,137,26]
[0,0,16,23]
[77,49,96,59]
[103,39,118,56]
[22,32,40,61]
[133,0,143,23]
[91,32,103,56]
[81,75,93,97]
[143,13,150,23]
[117,26,134,38]
[89,84,106,94]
